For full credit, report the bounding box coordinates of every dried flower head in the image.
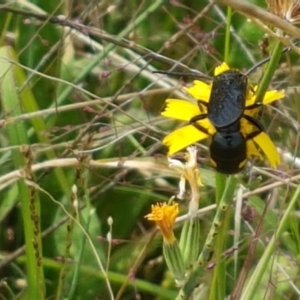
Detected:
[169,146,202,217]
[267,0,300,23]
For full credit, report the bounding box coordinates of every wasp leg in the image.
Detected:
[190,113,208,124]
[243,114,264,131]
[242,114,264,140]
[245,102,263,110]
[246,130,262,140]
[196,100,209,113]
[197,99,209,106]
[189,115,210,135]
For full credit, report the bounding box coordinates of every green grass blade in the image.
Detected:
[0,46,45,299]
[176,176,238,299]
[241,182,300,299]
[6,47,71,195]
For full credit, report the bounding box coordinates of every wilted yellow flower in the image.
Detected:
[145,202,179,244]
[169,146,202,217]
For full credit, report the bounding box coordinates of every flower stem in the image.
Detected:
[254,40,284,103]
[175,176,238,300]
[224,6,232,64]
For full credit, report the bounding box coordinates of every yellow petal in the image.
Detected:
[163,125,209,155]
[244,102,260,117]
[214,62,230,76]
[161,99,200,121]
[262,89,285,105]
[240,118,256,136]
[246,92,257,107]
[184,80,211,102]
[246,89,285,108]
[246,139,263,160]
[197,118,216,135]
[253,132,280,168]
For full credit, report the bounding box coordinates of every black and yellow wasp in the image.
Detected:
[156,53,286,174]
[189,69,263,174]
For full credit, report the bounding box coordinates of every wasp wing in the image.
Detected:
[208,71,247,128]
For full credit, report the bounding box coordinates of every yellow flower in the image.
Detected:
[161,62,285,169]
[145,202,179,244]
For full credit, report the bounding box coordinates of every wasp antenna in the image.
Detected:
[245,45,291,76]
[152,70,212,80]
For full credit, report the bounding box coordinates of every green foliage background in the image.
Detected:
[0,0,300,299]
